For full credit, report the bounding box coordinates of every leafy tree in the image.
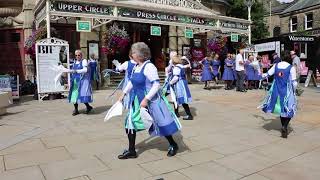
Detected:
[227,0,269,41]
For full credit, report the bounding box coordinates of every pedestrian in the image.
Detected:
[116,50,137,109]
[211,53,221,84]
[254,56,263,89]
[200,54,213,89]
[260,54,297,138]
[118,42,181,159]
[272,52,281,65]
[68,50,93,116]
[245,55,256,90]
[235,49,246,92]
[290,50,304,96]
[88,54,100,90]
[170,55,193,120]
[222,53,235,90]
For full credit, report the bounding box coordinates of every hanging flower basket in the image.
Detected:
[207,36,228,55]
[24,26,57,60]
[102,24,130,56]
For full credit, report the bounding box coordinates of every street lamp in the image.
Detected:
[244,0,254,45]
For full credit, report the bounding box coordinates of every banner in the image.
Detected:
[0,75,11,92]
[36,38,70,100]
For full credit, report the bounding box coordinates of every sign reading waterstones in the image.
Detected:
[118,8,216,26]
[51,1,113,16]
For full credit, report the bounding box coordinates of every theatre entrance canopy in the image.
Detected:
[34,0,250,35]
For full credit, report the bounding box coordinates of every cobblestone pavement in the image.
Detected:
[0,85,320,180]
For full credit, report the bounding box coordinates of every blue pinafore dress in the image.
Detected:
[211,60,221,78]
[222,59,235,81]
[68,61,93,104]
[261,64,297,118]
[201,59,213,81]
[126,61,182,136]
[122,60,136,109]
[172,65,192,105]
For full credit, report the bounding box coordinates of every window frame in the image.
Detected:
[290,16,298,33]
[305,13,313,30]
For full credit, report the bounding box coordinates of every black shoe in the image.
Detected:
[72,110,79,116]
[281,128,288,138]
[175,111,180,118]
[183,115,193,120]
[85,106,93,114]
[118,150,137,159]
[167,145,179,157]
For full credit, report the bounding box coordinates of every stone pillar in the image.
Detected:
[168,26,190,55]
[23,0,35,81]
[100,25,109,87]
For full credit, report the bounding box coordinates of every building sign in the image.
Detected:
[288,36,315,42]
[254,42,276,52]
[230,34,238,42]
[151,26,161,36]
[51,1,113,16]
[76,21,91,32]
[142,0,202,9]
[185,29,193,38]
[220,21,248,30]
[118,8,216,26]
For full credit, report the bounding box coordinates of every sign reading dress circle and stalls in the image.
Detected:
[36,38,70,100]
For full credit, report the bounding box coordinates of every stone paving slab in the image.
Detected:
[139,157,191,175]
[4,147,72,170]
[177,149,224,165]
[41,134,90,148]
[40,157,109,180]
[240,174,271,180]
[178,161,243,180]
[0,156,4,172]
[0,139,46,155]
[0,166,45,180]
[144,171,191,180]
[90,166,152,180]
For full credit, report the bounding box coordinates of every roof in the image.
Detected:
[271,2,294,14]
[281,0,320,14]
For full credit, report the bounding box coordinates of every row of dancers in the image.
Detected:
[201,53,264,90]
[63,43,297,161]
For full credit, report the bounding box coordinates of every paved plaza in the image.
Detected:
[0,85,320,180]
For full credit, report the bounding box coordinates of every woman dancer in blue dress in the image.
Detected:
[200,54,213,89]
[170,56,193,120]
[116,51,137,109]
[68,50,93,116]
[211,54,221,84]
[88,54,100,90]
[245,55,256,90]
[253,56,263,89]
[222,53,235,90]
[163,51,178,95]
[260,54,297,138]
[118,42,181,159]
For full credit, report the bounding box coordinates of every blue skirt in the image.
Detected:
[222,68,235,80]
[173,79,192,105]
[201,68,213,81]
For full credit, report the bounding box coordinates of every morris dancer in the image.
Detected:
[245,55,256,90]
[118,42,181,159]
[163,51,178,96]
[260,54,297,138]
[68,50,93,116]
[115,51,137,109]
[211,54,221,84]
[222,53,235,90]
[88,54,100,90]
[200,54,213,89]
[170,56,193,120]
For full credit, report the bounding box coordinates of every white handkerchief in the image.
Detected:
[140,107,153,129]
[170,86,178,109]
[104,101,123,122]
[112,60,121,69]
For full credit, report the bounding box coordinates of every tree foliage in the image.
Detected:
[227,0,269,41]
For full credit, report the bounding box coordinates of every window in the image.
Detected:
[10,33,21,42]
[305,13,313,30]
[290,16,298,32]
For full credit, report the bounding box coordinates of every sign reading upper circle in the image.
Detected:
[51,1,113,16]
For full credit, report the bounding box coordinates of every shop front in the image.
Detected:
[33,0,250,75]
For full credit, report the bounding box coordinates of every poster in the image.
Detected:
[0,75,11,92]
[88,42,99,59]
[9,75,19,99]
[191,48,205,81]
[261,55,271,69]
[36,38,70,99]
[300,61,308,76]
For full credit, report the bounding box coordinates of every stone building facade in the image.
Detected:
[265,0,320,37]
